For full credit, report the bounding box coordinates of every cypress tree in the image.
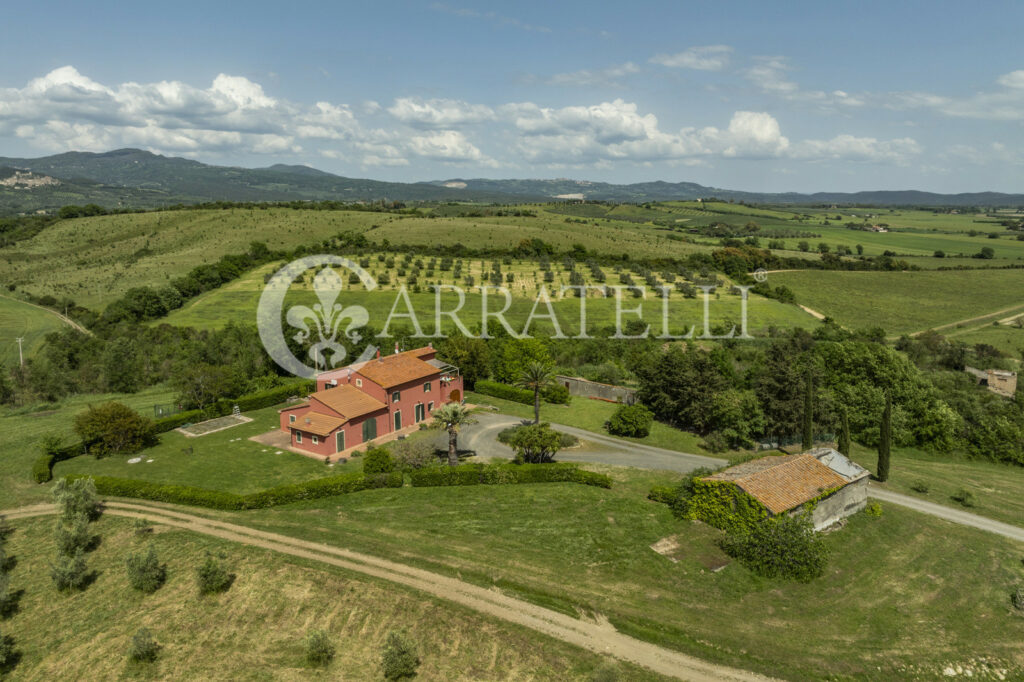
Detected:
[801,372,813,451]
[877,391,892,481]
[838,405,851,456]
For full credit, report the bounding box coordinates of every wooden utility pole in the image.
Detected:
[15,337,24,366]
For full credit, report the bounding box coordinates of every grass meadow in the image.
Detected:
[0,295,66,368]
[770,268,1024,334]
[0,515,653,681]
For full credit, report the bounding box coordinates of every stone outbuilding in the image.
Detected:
[698,448,870,531]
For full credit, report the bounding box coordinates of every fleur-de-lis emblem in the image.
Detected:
[286,267,368,369]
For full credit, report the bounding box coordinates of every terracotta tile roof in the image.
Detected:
[293,412,346,437]
[310,385,387,420]
[354,352,438,388]
[703,454,848,515]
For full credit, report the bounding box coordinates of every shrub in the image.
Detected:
[196,554,234,594]
[32,455,54,484]
[910,481,930,494]
[305,629,335,666]
[362,447,395,475]
[720,515,829,582]
[132,518,153,536]
[381,631,419,681]
[699,432,731,453]
[864,502,883,517]
[391,439,440,471]
[1012,586,1024,613]
[507,423,563,463]
[50,549,89,591]
[952,488,976,507]
[646,467,713,519]
[128,628,160,663]
[0,572,11,616]
[52,477,101,521]
[54,513,94,555]
[126,546,167,594]
[604,404,654,438]
[73,402,155,456]
[541,383,571,405]
[410,462,611,489]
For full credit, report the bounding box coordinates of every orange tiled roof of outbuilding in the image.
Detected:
[703,454,848,515]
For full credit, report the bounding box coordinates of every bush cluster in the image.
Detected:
[719,514,829,583]
[305,629,335,666]
[475,380,569,407]
[604,404,654,438]
[125,546,167,593]
[63,471,403,510]
[381,631,419,681]
[196,554,234,595]
[362,447,395,475]
[128,628,161,663]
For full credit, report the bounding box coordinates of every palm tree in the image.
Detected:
[430,402,477,467]
[517,361,555,424]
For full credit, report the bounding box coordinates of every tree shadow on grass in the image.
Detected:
[0,635,21,675]
[0,588,25,620]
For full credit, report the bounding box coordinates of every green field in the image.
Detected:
[0,295,67,368]
[1,515,650,681]
[0,207,714,309]
[771,269,1024,334]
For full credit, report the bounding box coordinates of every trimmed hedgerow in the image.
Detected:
[475,380,570,406]
[63,471,403,510]
[33,455,55,483]
[474,380,535,405]
[410,463,611,489]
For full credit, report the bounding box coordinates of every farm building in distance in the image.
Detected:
[697,448,870,531]
[279,346,463,459]
[965,366,1017,398]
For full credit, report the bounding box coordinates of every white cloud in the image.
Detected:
[996,70,1024,89]
[650,45,733,71]
[792,134,920,163]
[387,97,494,128]
[407,130,496,165]
[546,62,640,87]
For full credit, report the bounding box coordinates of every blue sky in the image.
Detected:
[1,0,1022,192]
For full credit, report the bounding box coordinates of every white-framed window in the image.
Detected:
[356,378,362,387]
[424,381,431,393]
[392,391,401,403]
[312,435,319,445]
[295,431,302,444]
[289,414,296,423]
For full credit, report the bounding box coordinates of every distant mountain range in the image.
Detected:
[0,148,1021,214]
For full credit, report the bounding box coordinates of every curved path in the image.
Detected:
[0,292,92,336]
[2,500,775,682]
[462,412,726,473]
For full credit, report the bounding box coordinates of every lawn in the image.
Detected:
[53,403,356,494]
[466,391,715,457]
[0,385,178,507]
[848,442,1024,529]
[213,470,1024,681]
[771,268,1024,334]
[0,515,654,681]
[0,295,67,368]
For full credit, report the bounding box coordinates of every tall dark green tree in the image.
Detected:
[877,391,892,481]
[837,405,851,456]
[801,372,814,451]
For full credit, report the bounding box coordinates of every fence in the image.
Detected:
[756,433,836,452]
[153,403,183,419]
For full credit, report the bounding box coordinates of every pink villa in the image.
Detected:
[278,346,463,458]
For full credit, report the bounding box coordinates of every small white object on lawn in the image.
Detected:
[127,457,142,464]
[146,459,154,463]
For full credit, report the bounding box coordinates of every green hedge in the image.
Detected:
[474,380,535,405]
[64,471,403,510]
[475,380,571,407]
[32,441,86,483]
[410,463,611,489]
[153,409,205,433]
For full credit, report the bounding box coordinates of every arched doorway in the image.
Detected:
[449,389,461,403]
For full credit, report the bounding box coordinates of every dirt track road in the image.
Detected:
[0,292,93,336]
[2,500,776,682]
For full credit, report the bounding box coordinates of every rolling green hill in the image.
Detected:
[0,294,68,367]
